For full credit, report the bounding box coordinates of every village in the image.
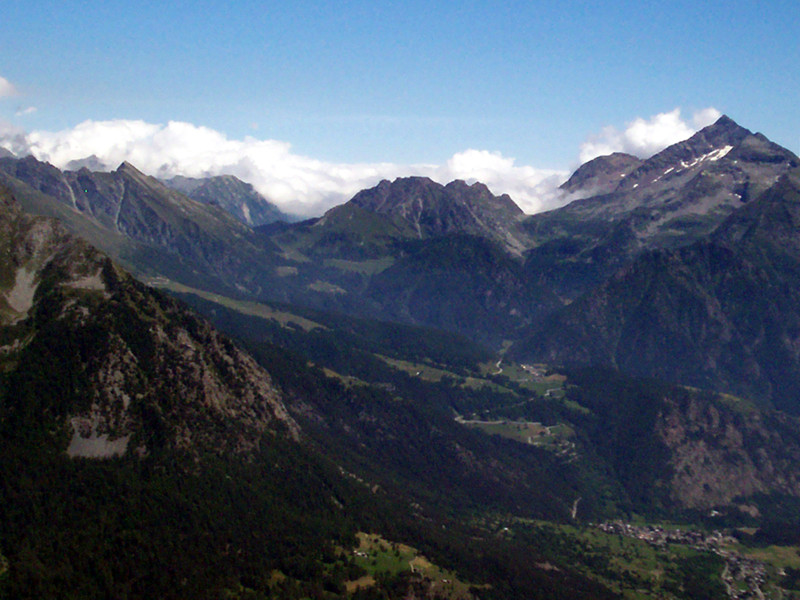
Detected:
[596,521,770,599]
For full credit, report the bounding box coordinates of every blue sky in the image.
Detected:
[1,0,798,215]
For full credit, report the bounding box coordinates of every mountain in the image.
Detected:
[513,169,800,414]
[2,117,798,355]
[163,173,292,226]
[0,156,284,297]
[561,368,800,511]
[0,183,359,597]
[10,127,800,595]
[0,158,553,346]
[0,182,298,456]
[255,176,555,343]
[363,234,560,345]
[348,176,530,253]
[523,115,800,299]
[559,152,643,196]
[65,154,108,171]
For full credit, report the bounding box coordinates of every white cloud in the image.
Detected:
[2,108,721,217]
[15,106,37,117]
[0,76,17,98]
[8,119,568,216]
[692,107,722,129]
[579,107,722,163]
[428,149,567,213]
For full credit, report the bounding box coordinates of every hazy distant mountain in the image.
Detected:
[65,154,109,171]
[163,173,292,226]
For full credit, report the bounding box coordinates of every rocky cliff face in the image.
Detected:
[0,183,298,458]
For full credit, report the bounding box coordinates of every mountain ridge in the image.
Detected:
[522,115,800,299]
[513,168,800,413]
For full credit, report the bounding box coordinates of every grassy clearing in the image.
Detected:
[323,257,395,274]
[150,280,324,331]
[738,544,800,570]
[377,356,452,382]
[463,420,553,444]
[378,356,509,391]
[459,419,576,457]
[321,367,365,387]
[347,533,476,599]
[307,280,346,294]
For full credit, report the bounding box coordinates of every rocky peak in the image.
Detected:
[347,176,528,252]
[0,155,76,206]
[65,154,108,172]
[614,115,752,192]
[115,160,152,184]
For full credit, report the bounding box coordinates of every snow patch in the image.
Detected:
[707,145,733,161]
[679,145,734,170]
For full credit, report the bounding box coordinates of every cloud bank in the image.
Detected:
[579,107,721,163]
[5,119,567,216]
[0,107,720,217]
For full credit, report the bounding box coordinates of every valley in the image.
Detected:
[3,115,800,598]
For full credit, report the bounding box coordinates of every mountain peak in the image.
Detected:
[116,160,143,175]
[690,114,752,147]
[345,176,528,252]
